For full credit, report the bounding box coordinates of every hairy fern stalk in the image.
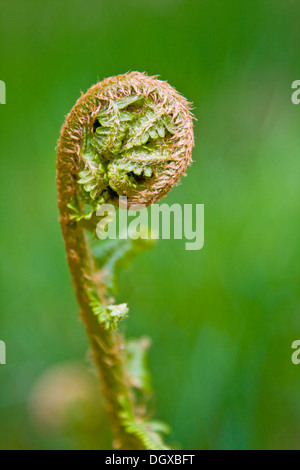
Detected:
[56,72,194,450]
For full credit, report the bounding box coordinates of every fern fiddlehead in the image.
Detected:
[56,72,194,450]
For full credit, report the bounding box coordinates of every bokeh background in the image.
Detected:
[0,0,300,450]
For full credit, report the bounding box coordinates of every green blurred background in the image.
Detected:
[0,0,300,450]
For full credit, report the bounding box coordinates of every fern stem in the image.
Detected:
[57,145,145,450]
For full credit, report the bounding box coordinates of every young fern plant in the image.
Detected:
[56,72,194,450]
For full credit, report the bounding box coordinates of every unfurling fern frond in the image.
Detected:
[56,72,194,450]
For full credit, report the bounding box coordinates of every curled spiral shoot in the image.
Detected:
[56,72,194,450]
